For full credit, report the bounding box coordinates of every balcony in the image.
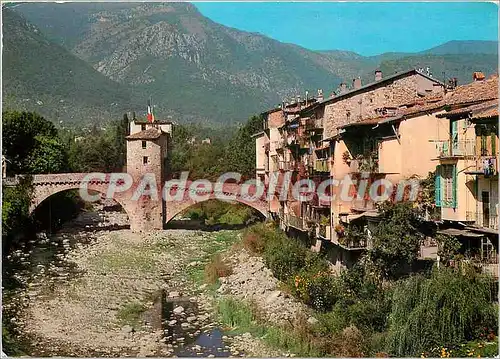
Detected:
[273,139,285,151]
[314,158,330,173]
[349,156,379,173]
[318,224,331,240]
[352,198,376,211]
[465,156,497,176]
[435,140,476,158]
[278,160,297,171]
[287,214,305,230]
[305,117,324,131]
[466,211,499,230]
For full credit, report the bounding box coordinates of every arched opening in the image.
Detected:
[31,188,130,234]
[166,198,267,231]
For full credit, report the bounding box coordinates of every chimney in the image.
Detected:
[339,82,347,94]
[353,77,362,89]
[375,70,382,81]
[473,72,485,82]
[317,89,324,102]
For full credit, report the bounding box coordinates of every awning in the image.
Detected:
[437,228,485,238]
[465,226,498,236]
[344,210,380,223]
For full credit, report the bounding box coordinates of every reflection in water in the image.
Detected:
[174,329,230,357]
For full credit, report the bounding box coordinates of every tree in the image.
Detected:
[386,267,497,356]
[2,111,58,175]
[26,135,69,173]
[223,115,263,178]
[365,202,424,279]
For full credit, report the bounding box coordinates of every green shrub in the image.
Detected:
[263,237,307,281]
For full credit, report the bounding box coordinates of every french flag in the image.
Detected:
[147,99,155,123]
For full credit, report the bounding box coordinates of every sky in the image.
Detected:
[194,2,498,56]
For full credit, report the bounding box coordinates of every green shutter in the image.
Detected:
[452,165,457,209]
[435,165,442,207]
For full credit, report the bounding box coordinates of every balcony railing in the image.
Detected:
[351,198,376,211]
[278,160,295,171]
[318,225,331,240]
[305,117,324,131]
[466,211,499,230]
[314,159,330,173]
[349,158,379,173]
[273,139,285,151]
[435,140,476,158]
[287,214,305,230]
[338,236,368,250]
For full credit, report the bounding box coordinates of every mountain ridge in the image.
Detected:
[3,3,498,126]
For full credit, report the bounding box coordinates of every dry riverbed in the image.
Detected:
[3,206,308,357]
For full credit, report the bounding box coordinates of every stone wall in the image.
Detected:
[323,73,444,138]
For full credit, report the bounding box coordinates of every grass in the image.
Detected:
[215,298,324,357]
[182,231,240,289]
[204,254,233,284]
[116,301,147,330]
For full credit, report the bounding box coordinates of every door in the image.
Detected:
[482,191,490,228]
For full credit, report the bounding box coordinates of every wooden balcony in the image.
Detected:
[287,214,306,231]
[314,159,330,173]
[435,140,476,158]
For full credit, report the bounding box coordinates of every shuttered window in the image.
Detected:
[441,164,457,208]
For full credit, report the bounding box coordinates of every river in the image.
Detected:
[2,204,248,357]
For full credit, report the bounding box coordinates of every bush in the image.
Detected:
[204,254,233,284]
[332,325,366,357]
[294,272,340,312]
[263,237,307,281]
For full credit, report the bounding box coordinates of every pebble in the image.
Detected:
[173,306,184,314]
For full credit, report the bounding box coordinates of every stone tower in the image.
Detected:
[125,119,172,232]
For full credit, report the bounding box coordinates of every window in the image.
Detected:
[143,156,148,165]
[141,124,146,131]
[142,141,147,149]
[437,164,456,208]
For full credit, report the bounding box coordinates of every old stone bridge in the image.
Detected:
[10,173,268,232]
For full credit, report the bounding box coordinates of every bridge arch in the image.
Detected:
[29,181,132,222]
[165,196,268,224]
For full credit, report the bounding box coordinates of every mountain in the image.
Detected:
[422,40,498,55]
[4,3,499,126]
[9,2,343,125]
[1,7,142,126]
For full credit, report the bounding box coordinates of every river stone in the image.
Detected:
[186,316,196,323]
[121,325,134,334]
[168,319,177,326]
[168,291,180,298]
[173,306,184,314]
[181,322,190,329]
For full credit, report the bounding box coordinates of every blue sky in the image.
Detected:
[194,2,498,56]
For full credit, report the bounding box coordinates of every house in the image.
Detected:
[432,75,498,276]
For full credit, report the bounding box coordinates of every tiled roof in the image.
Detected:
[445,75,498,106]
[126,128,162,140]
[437,99,498,118]
[340,116,391,129]
[473,100,498,119]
